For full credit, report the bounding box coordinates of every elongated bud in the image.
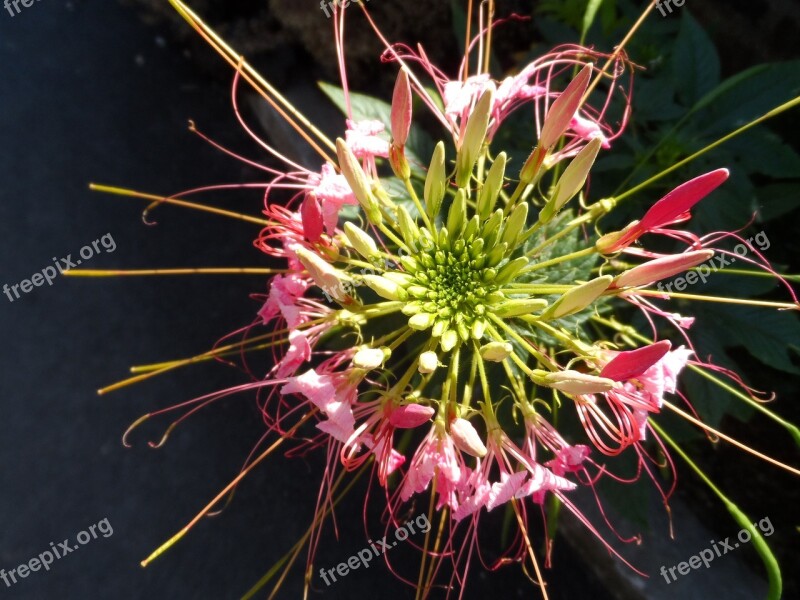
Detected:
[455,87,494,188]
[353,346,390,369]
[390,403,435,428]
[363,274,407,301]
[480,341,513,362]
[519,145,546,187]
[539,63,592,149]
[391,70,412,146]
[612,250,714,289]
[501,202,528,247]
[418,350,439,374]
[397,204,421,246]
[295,247,352,302]
[478,152,507,220]
[450,417,487,457]
[540,137,601,224]
[540,370,616,394]
[343,222,378,259]
[447,189,467,235]
[494,297,549,317]
[495,256,529,285]
[544,275,612,319]
[336,138,382,225]
[425,141,447,220]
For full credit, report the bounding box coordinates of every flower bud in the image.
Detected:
[363,274,406,301]
[455,86,494,188]
[544,275,612,319]
[539,63,592,149]
[447,189,467,236]
[418,350,439,374]
[493,298,549,317]
[501,202,529,247]
[343,222,378,259]
[336,138,382,225]
[440,329,459,352]
[391,69,412,146]
[539,137,601,224]
[390,403,435,428]
[541,370,616,395]
[519,145,546,187]
[450,417,487,457]
[424,141,447,220]
[478,152,507,220]
[409,312,436,331]
[295,247,352,302]
[612,250,715,289]
[480,341,513,362]
[353,346,389,370]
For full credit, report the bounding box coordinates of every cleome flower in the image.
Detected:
[92,2,800,599]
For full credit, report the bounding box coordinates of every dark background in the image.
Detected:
[0,2,796,599]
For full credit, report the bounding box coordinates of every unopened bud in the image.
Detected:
[295,247,352,302]
[612,250,715,289]
[363,274,406,301]
[418,350,439,374]
[455,87,494,188]
[540,137,602,224]
[540,370,616,394]
[480,341,513,362]
[539,63,592,149]
[544,275,612,319]
[336,138,382,225]
[353,346,390,369]
[450,417,487,457]
[390,403,435,428]
[494,297,549,317]
[344,222,378,259]
[478,152,507,220]
[391,69,412,146]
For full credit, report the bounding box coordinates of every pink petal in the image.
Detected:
[486,471,527,511]
[276,331,311,378]
[600,340,672,381]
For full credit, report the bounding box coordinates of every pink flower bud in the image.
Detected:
[612,250,714,289]
[391,70,412,146]
[450,417,487,457]
[389,404,435,429]
[540,63,592,149]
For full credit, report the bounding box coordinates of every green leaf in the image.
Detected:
[712,305,800,375]
[581,0,604,42]
[698,61,800,136]
[725,127,800,179]
[671,11,720,106]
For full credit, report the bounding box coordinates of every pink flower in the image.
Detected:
[400,428,469,511]
[305,163,358,237]
[574,342,693,454]
[569,114,610,148]
[345,119,390,160]
[258,274,311,329]
[275,330,311,378]
[280,369,356,443]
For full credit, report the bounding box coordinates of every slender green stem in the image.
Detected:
[651,421,782,600]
